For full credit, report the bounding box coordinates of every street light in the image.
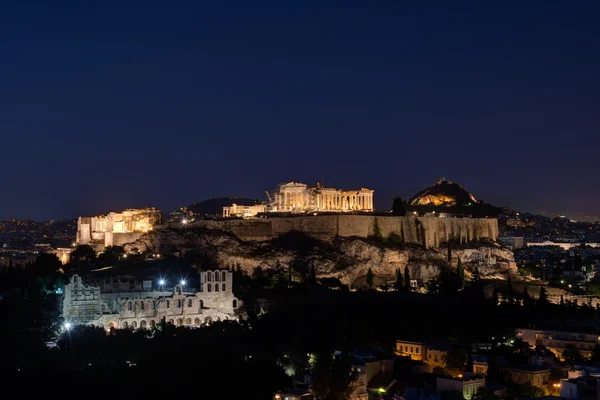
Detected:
[180,280,186,286]
[159,279,165,286]
[182,219,188,225]
[64,322,72,331]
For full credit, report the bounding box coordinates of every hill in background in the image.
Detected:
[166,197,262,221]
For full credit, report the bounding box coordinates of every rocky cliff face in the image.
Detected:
[124,227,516,287]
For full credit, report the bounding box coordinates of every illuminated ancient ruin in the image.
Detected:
[76,208,162,250]
[223,181,375,218]
[270,182,374,213]
[62,271,241,330]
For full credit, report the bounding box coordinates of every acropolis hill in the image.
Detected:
[75,179,500,250]
[74,180,513,287]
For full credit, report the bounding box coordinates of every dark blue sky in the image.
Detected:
[2,1,599,220]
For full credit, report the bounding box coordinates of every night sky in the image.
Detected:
[2,1,599,220]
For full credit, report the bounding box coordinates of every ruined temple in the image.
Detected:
[76,208,162,250]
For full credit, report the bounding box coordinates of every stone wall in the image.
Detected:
[186,215,498,248]
[76,208,162,250]
[62,273,240,329]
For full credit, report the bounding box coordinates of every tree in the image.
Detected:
[486,353,502,382]
[442,347,467,377]
[71,245,97,264]
[97,245,125,267]
[394,268,403,290]
[403,265,411,290]
[492,286,499,305]
[591,345,600,363]
[391,197,408,216]
[456,258,464,288]
[563,345,583,366]
[466,352,473,373]
[309,265,317,284]
[472,266,480,283]
[312,352,356,400]
[506,274,513,302]
[372,218,383,241]
[366,268,374,289]
[32,253,62,277]
[538,287,549,308]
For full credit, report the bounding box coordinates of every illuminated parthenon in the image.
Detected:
[270,182,374,213]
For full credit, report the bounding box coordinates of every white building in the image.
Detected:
[437,374,486,400]
[222,203,267,218]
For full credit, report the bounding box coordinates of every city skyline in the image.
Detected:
[2,2,599,220]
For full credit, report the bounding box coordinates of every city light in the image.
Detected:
[182,219,188,225]
[180,280,186,286]
[64,322,72,331]
[159,279,165,286]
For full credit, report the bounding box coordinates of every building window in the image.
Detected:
[208,284,212,292]
[177,318,183,326]
[150,320,156,328]
[185,318,191,325]
[194,318,200,326]
[207,272,212,282]
[166,300,170,308]
[215,284,219,292]
[200,300,203,308]
[151,301,155,309]
[140,320,147,329]
[416,348,419,354]
[233,299,238,308]
[122,321,128,328]
[222,283,226,291]
[140,301,145,310]
[169,319,174,325]
[222,271,226,281]
[177,299,181,308]
[187,299,192,307]
[215,272,220,282]
[128,302,132,311]
[131,321,137,329]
